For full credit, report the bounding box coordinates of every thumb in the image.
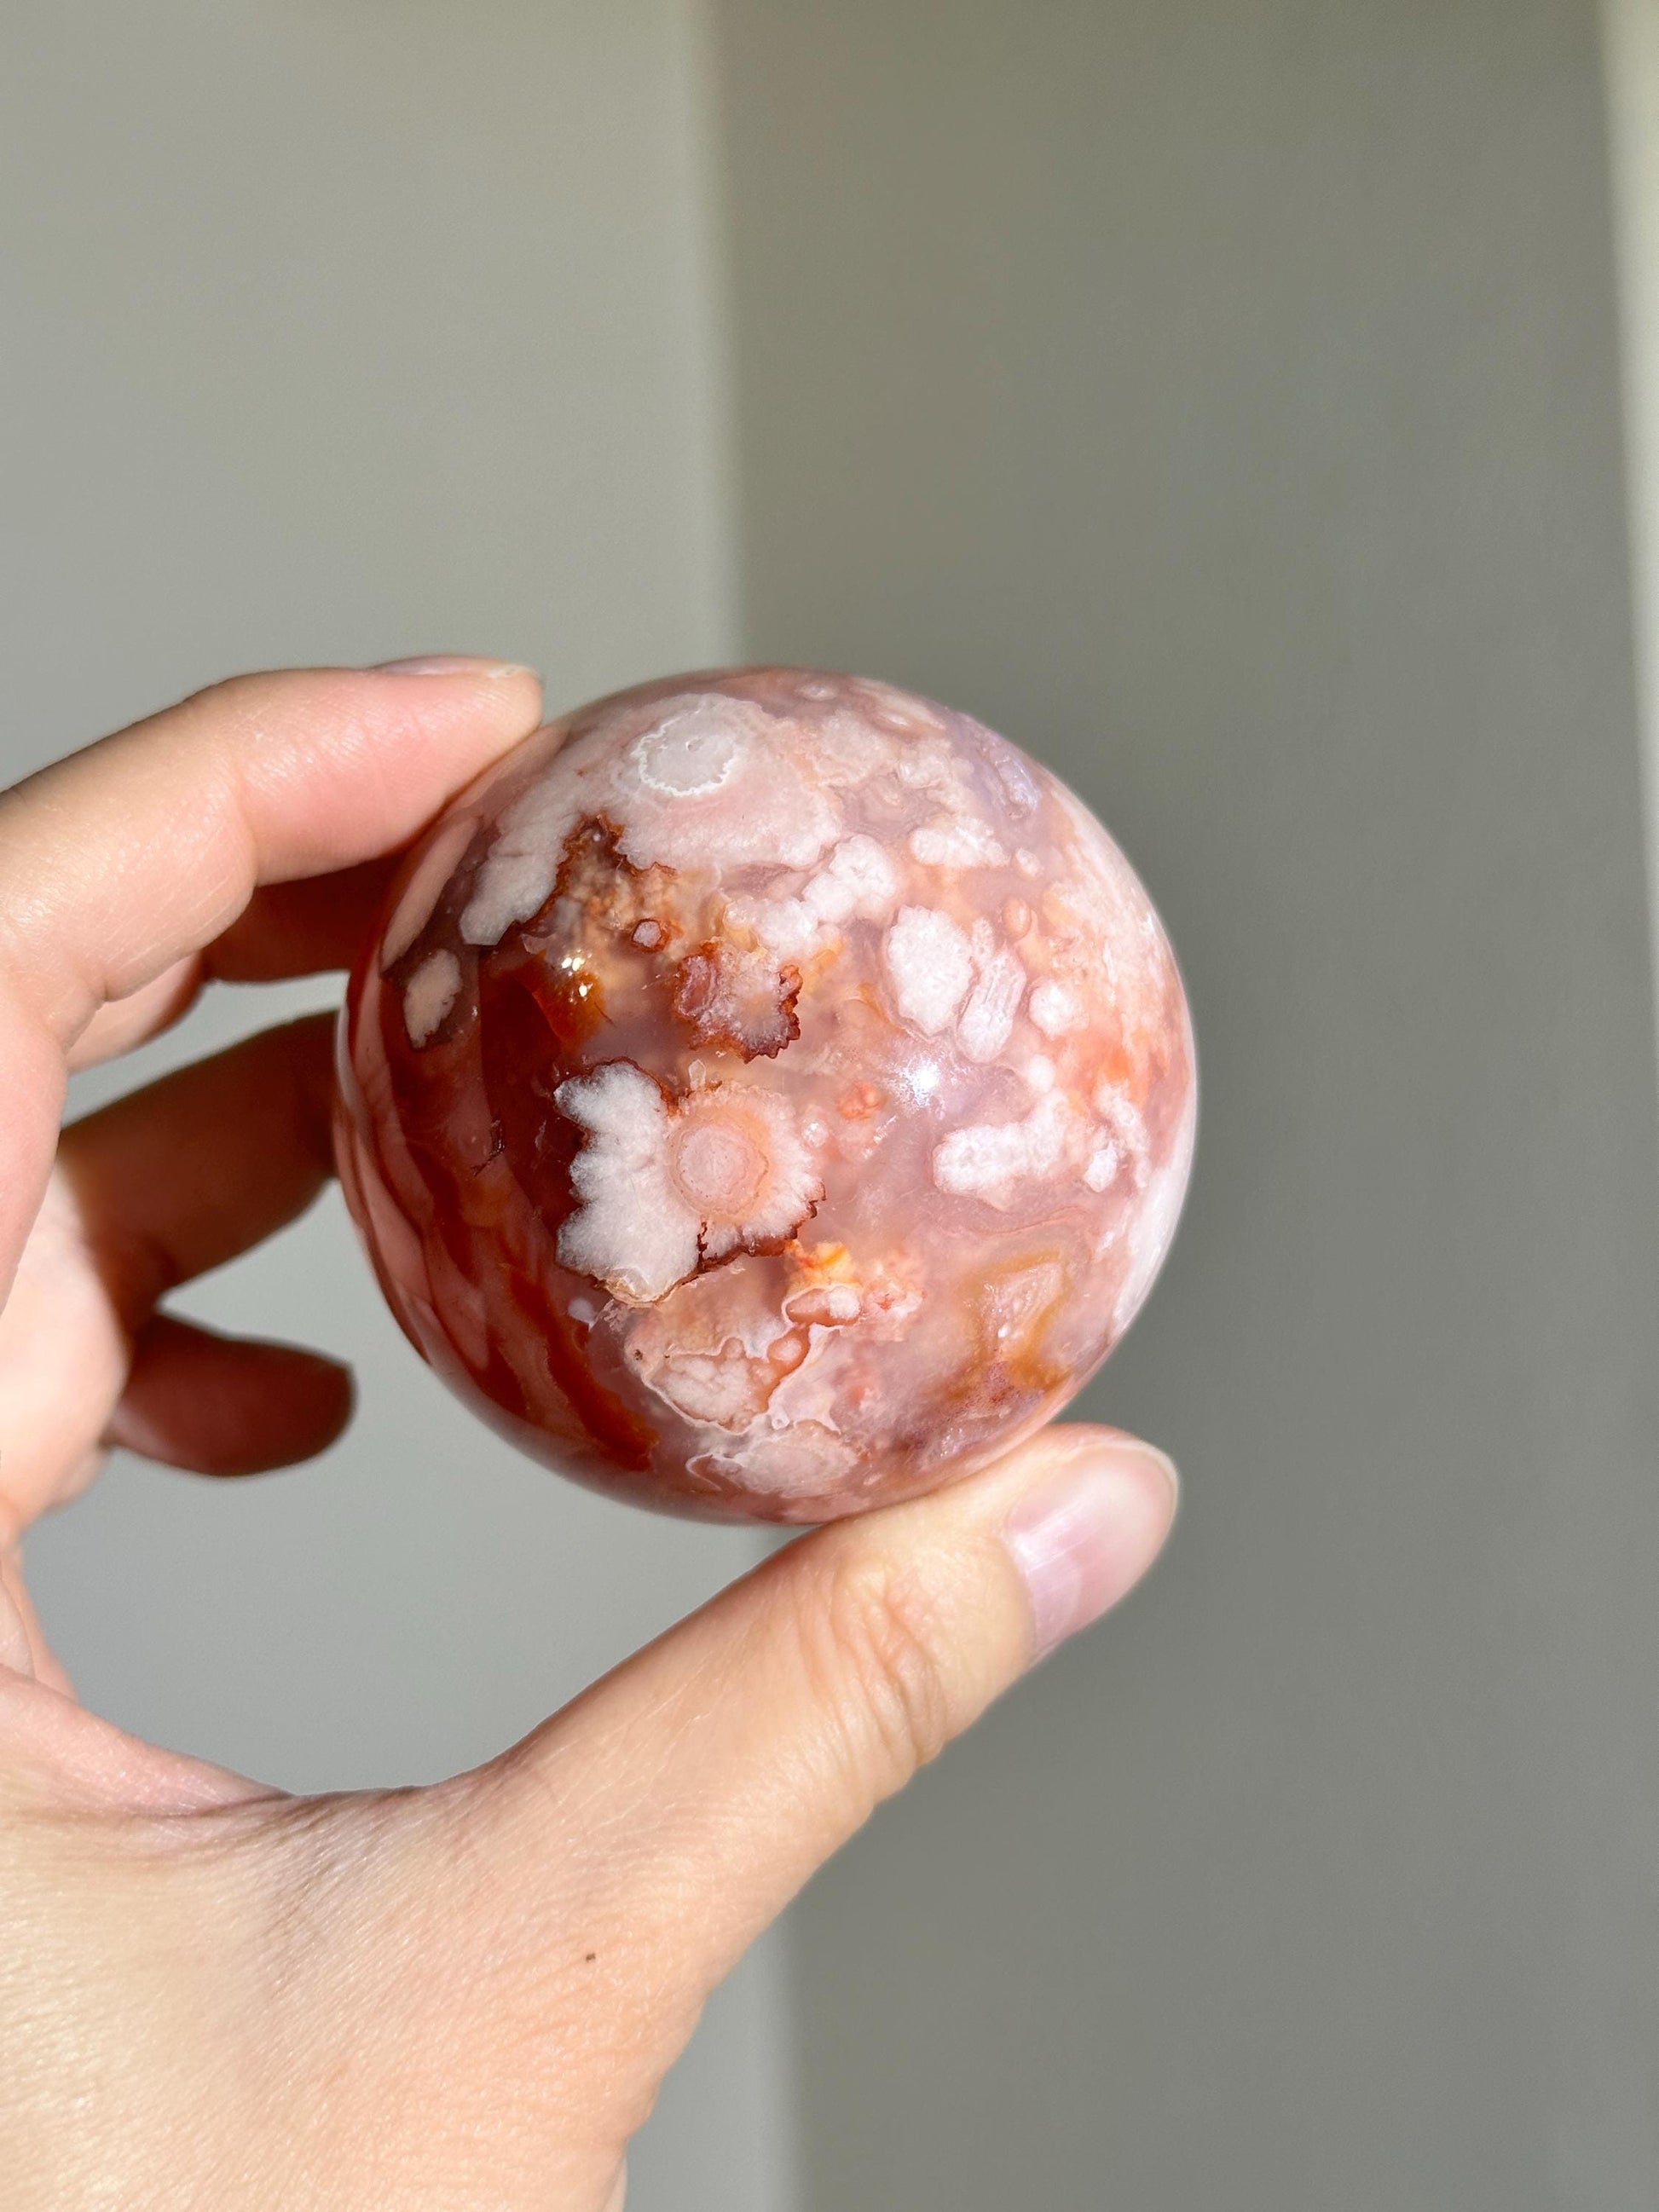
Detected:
[447,1424,1176,2081]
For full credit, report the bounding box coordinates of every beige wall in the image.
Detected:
[708,1,1659,2205]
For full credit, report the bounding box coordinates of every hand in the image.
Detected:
[0,662,1178,2210]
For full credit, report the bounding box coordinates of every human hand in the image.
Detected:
[0,662,1178,2210]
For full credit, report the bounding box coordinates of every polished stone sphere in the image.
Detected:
[335,668,1196,1522]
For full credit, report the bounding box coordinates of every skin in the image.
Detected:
[0,661,1177,2211]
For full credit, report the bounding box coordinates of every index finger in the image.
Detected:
[0,658,541,1282]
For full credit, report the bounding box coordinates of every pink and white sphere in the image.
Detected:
[335,668,1195,1522]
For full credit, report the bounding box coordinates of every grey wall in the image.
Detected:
[1608,0,1659,1011]
[708,2,1659,2207]
[0,8,789,2209]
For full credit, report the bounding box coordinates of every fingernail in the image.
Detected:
[1004,1441,1178,1659]
[371,655,536,679]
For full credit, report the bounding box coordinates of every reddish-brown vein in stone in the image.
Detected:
[431,937,657,1471]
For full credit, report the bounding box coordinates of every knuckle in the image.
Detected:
[805,1547,958,1797]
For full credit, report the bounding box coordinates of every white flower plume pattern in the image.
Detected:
[555,1061,824,1305]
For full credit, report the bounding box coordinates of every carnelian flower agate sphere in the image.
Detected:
[335,668,1195,1522]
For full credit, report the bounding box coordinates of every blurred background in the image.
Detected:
[6,3,1659,2206]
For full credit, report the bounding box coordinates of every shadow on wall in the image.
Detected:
[708,2,1659,2209]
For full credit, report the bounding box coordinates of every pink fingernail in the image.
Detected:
[1004,1441,1178,1658]
[371,655,535,679]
